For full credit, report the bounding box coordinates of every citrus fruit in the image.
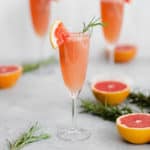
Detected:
[0,65,22,89]
[49,20,70,49]
[92,80,130,105]
[124,0,132,3]
[116,113,150,144]
[114,45,137,63]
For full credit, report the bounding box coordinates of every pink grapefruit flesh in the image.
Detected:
[119,114,150,128]
[117,113,150,144]
[92,80,130,105]
[94,81,127,92]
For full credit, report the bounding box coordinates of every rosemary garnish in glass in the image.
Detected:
[82,17,105,34]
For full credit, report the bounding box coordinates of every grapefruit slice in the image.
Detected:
[0,65,22,89]
[124,0,132,3]
[116,113,150,144]
[114,45,137,63]
[92,80,130,105]
[49,20,70,49]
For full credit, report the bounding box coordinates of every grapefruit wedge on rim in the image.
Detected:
[117,113,150,144]
[0,65,22,89]
[49,20,70,49]
[92,80,130,106]
[124,0,132,3]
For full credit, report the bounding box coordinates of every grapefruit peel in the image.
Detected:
[49,20,69,49]
[115,45,137,63]
[116,113,150,144]
[92,80,130,106]
[0,65,22,89]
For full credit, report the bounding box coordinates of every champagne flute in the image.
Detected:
[100,0,124,63]
[57,32,91,141]
[30,0,51,69]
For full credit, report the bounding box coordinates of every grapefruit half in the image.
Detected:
[114,45,137,63]
[49,20,70,49]
[92,80,130,105]
[117,113,150,144]
[0,65,22,89]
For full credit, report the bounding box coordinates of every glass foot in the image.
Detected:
[57,127,91,141]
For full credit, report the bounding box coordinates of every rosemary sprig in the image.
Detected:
[22,56,57,73]
[81,100,133,122]
[128,91,150,109]
[82,17,104,34]
[7,123,50,150]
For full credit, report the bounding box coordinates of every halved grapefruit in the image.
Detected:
[0,65,22,89]
[92,80,130,105]
[49,20,70,49]
[117,113,150,144]
[115,45,137,63]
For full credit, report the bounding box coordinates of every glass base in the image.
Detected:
[57,127,91,141]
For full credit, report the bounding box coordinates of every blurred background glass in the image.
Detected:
[0,0,149,63]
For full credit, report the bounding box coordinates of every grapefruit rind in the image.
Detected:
[92,81,130,106]
[116,113,150,144]
[115,45,137,63]
[0,65,22,89]
[49,20,62,49]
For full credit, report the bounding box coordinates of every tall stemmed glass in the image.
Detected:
[100,0,124,63]
[57,32,91,141]
[30,0,51,63]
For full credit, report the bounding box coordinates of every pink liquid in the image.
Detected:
[30,0,51,36]
[101,0,124,43]
[59,33,90,93]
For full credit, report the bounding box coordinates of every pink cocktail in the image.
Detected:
[30,0,51,37]
[59,33,89,93]
[58,32,91,141]
[100,0,124,63]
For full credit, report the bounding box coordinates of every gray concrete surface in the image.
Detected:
[0,56,150,150]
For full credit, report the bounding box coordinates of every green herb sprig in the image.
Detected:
[82,17,104,34]
[128,91,150,109]
[7,123,50,150]
[81,100,133,122]
[22,56,57,73]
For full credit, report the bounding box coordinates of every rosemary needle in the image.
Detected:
[82,17,105,34]
[22,56,57,73]
[7,123,50,150]
[81,100,133,122]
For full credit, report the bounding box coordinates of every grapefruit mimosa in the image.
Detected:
[30,0,51,36]
[50,20,91,141]
[30,0,58,66]
[59,33,89,93]
[58,32,90,141]
[49,19,103,141]
[101,0,124,63]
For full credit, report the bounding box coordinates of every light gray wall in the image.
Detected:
[0,0,149,63]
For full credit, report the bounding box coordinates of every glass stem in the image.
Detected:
[71,92,78,129]
[39,35,46,62]
[107,44,115,65]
